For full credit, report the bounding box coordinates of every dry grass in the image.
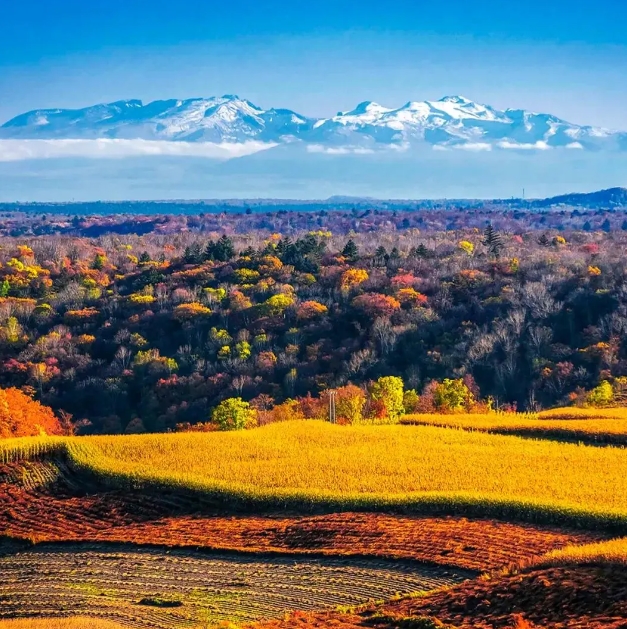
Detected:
[402,411,627,444]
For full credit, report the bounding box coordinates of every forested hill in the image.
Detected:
[532,187,627,208]
[0,223,626,434]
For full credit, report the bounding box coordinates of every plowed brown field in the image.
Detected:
[394,564,627,628]
[248,564,627,629]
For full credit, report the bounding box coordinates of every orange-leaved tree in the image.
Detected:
[0,387,65,438]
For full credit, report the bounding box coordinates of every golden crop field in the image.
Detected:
[2,420,621,529]
[538,407,627,420]
[7,418,627,528]
[401,411,627,444]
[540,536,627,567]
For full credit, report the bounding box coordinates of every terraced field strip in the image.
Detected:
[0,460,605,573]
[0,620,128,629]
[402,412,627,446]
[10,422,627,530]
[0,544,472,629]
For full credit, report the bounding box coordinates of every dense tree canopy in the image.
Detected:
[1,208,627,433]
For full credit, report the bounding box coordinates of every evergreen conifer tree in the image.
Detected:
[482,225,503,259]
[342,239,359,261]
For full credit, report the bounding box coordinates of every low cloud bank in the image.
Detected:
[0,138,595,162]
[0,139,276,161]
[306,143,409,155]
[434,140,587,152]
[439,143,493,152]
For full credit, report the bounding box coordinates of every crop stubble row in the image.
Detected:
[0,544,470,628]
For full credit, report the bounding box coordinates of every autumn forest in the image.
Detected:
[0,205,624,435]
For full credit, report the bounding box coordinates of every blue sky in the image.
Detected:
[1,0,627,128]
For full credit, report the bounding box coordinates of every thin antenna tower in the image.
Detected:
[328,390,336,424]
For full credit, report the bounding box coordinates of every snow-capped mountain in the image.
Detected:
[0,96,313,143]
[310,96,621,150]
[1,94,625,151]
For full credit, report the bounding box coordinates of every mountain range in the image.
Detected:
[2,94,626,151]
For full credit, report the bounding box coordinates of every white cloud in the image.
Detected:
[306,144,375,155]
[497,140,552,150]
[387,142,410,153]
[0,139,276,162]
[306,142,410,155]
[433,143,492,152]
[452,143,492,152]
[566,142,584,149]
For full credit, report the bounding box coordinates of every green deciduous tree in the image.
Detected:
[433,378,474,412]
[263,293,295,316]
[370,376,404,423]
[586,380,614,407]
[211,397,257,431]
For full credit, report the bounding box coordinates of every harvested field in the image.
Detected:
[0,459,204,542]
[67,514,605,573]
[249,564,627,629]
[0,460,606,572]
[391,564,627,629]
[2,425,627,629]
[0,544,471,628]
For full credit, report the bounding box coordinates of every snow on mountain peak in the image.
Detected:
[0,95,623,151]
[348,101,386,114]
[438,95,473,104]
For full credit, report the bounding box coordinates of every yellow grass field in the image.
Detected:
[401,411,627,443]
[2,419,627,529]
